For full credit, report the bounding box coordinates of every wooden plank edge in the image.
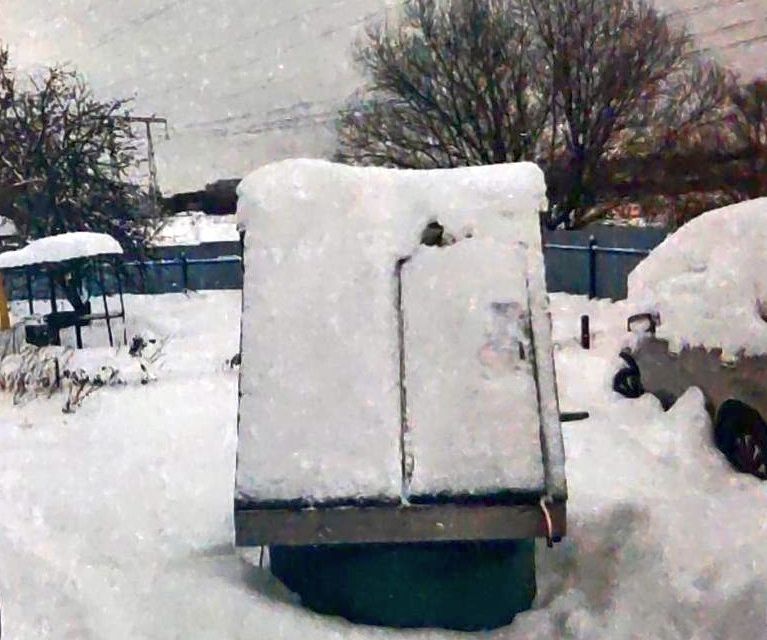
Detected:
[235,500,566,547]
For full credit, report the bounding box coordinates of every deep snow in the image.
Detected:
[1,290,766,639]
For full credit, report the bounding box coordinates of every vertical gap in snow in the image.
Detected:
[524,272,550,497]
[395,257,413,502]
[234,230,246,505]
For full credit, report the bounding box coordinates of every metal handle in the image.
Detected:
[627,312,660,335]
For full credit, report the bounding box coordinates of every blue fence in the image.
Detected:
[3,255,243,303]
[543,239,651,300]
[542,225,666,299]
[3,228,666,302]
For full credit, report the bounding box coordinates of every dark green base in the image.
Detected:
[269,539,536,631]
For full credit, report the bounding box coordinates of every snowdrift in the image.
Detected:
[628,198,767,358]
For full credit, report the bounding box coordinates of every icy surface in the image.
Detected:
[628,198,767,359]
[0,232,122,269]
[404,240,544,496]
[3,291,767,638]
[235,159,548,503]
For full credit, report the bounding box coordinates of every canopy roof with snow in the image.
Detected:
[235,160,565,543]
[0,232,123,269]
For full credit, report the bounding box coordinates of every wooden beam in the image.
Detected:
[0,272,9,330]
[235,501,566,547]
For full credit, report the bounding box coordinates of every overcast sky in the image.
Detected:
[2,0,765,194]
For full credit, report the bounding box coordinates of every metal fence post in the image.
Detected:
[580,315,591,349]
[588,236,597,299]
[181,253,189,292]
[26,269,34,314]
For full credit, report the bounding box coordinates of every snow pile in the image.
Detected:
[628,198,767,358]
[153,213,239,247]
[404,240,544,497]
[235,159,549,504]
[0,232,122,269]
[523,293,767,640]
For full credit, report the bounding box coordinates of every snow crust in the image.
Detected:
[403,240,544,497]
[0,232,122,269]
[628,198,767,359]
[235,159,549,503]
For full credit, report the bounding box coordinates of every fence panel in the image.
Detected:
[543,244,592,297]
[1,229,664,303]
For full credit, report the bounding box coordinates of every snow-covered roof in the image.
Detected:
[0,232,123,269]
[235,159,562,506]
[628,197,767,358]
[152,213,239,247]
[0,216,19,238]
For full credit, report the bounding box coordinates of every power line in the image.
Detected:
[96,0,354,91]
[109,115,169,213]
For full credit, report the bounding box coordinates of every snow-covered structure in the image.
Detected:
[235,159,564,546]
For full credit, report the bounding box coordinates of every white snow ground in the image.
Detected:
[1,290,766,638]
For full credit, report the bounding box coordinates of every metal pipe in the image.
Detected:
[26,269,34,315]
[543,243,650,257]
[48,271,59,345]
[588,236,597,299]
[580,315,590,349]
[115,263,127,345]
[181,253,188,292]
[98,264,114,347]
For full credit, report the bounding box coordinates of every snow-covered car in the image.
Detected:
[614,198,767,479]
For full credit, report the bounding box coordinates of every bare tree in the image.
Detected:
[337,0,730,228]
[335,0,551,168]
[0,46,162,256]
[727,77,767,198]
[525,0,729,224]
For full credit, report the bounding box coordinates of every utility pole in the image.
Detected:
[111,115,169,216]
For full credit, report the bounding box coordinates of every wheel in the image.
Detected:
[613,351,644,398]
[714,399,767,480]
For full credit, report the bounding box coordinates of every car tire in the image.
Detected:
[714,399,767,480]
[613,351,644,399]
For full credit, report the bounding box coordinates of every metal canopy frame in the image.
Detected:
[14,257,127,349]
